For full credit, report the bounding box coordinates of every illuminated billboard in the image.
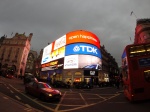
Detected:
[42,54,102,70]
[54,35,66,50]
[50,46,65,61]
[41,43,53,64]
[65,43,101,58]
[66,30,100,48]
[41,58,64,71]
[41,30,101,71]
[64,55,101,69]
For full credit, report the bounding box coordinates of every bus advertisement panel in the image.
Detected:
[122,43,150,101]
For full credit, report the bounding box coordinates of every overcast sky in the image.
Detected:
[0,0,150,66]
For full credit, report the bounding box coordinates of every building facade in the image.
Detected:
[0,33,32,77]
[39,30,119,86]
[25,50,38,74]
[100,45,119,84]
[134,18,150,44]
[34,49,43,79]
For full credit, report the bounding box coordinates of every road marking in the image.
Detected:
[69,89,72,92]
[24,108,33,112]
[62,98,81,99]
[96,94,107,100]
[108,102,127,104]
[9,84,12,86]
[15,95,21,100]
[3,96,9,99]
[9,83,123,112]
[107,93,120,99]
[79,93,88,105]
[25,104,32,108]
[54,91,66,112]
[10,90,14,93]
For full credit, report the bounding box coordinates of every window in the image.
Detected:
[129,45,148,57]
[144,70,150,82]
[33,82,38,88]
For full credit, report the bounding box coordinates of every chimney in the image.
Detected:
[15,33,18,36]
[28,33,33,41]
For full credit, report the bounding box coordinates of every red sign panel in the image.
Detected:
[66,30,100,48]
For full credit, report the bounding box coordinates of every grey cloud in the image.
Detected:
[0,0,150,66]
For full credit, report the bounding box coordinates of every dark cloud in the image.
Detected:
[0,0,150,66]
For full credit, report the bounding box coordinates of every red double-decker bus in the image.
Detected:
[121,42,150,101]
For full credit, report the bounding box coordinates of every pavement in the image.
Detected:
[0,76,42,112]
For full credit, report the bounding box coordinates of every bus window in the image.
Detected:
[122,66,128,80]
[129,45,147,57]
[146,44,150,54]
[144,70,150,82]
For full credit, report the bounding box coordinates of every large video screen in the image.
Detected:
[41,58,64,71]
[66,30,100,48]
[64,55,102,69]
[65,43,101,58]
[41,55,102,71]
[41,43,53,64]
[41,30,101,71]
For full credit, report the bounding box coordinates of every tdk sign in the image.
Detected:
[65,43,101,58]
[73,45,98,54]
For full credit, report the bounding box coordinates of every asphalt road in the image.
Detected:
[0,76,150,112]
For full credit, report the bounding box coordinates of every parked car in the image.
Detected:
[6,74,14,79]
[23,73,37,84]
[25,81,62,101]
[75,82,93,89]
[98,81,111,87]
[52,81,70,88]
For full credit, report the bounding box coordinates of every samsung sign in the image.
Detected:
[65,43,101,58]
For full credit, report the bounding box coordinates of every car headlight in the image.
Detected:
[46,93,52,97]
[49,94,53,97]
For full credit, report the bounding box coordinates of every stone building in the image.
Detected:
[99,45,109,82]
[0,33,33,77]
[99,45,119,83]
[25,50,38,74]
[33,49,43,79]
[39,45,119,85]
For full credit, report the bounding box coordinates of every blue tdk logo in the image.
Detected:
[73,45,98,54]
[65,43,101,59]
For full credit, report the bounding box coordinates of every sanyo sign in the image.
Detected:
[65,43,101,58]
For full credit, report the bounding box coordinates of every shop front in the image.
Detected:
[84,70,98,85]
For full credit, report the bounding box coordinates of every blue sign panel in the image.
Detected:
[139,58,150,67]
[65,43,101,59]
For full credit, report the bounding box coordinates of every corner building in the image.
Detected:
[41,30,102,85]
[0,33,32,77]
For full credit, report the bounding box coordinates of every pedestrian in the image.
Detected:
[47,77,51,85]
[116,77,120,89]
